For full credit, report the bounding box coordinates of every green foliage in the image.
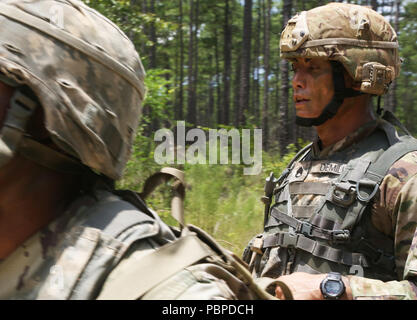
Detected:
[183,163,264,255]
[142,68,176,125]
[119,132,297,256]
[91,0,417,257]
[118,66,176,190]
[396,1,417,134]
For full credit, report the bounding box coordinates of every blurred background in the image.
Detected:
[84,0,417,255]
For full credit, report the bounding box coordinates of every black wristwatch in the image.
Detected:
[320,272,346,300]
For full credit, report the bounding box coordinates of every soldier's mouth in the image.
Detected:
[295,98,310,105]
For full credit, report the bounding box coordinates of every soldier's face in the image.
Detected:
[291,58,334,120]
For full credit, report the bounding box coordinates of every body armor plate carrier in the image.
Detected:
[244,116,417,282]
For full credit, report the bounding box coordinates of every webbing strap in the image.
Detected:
[341,135,417,230]
[315,159,371,230]
[301,38,398,49]
[18,136,87,174]
[140,167,185,227]
[0,89,37,167]
[286,142,313,170]
[82,196,158,240]
[382,110,412,136]
[270,207,349,242]
[263,232,370,268]
[0,3,145,98]
[365,136,417,183]
[310,214,343,231]
[289,182,331,195]
[96,233,213,300]
[341,136,417,230]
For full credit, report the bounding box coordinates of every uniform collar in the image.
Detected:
[311,120,380,159]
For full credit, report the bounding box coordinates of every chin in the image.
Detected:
[296,112,319,119]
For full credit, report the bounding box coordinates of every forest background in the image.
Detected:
[84,0,417,256]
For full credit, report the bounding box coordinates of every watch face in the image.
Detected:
[324,280,342,296]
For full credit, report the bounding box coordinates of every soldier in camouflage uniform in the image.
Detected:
[0,0,274,300]
[243,2,417,300]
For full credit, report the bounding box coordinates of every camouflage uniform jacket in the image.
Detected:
[247,119,417,299]
[0,187,255,300]
[347,123,417,299]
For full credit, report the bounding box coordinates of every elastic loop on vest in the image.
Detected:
[356,179,379,202]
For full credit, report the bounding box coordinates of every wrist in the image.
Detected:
[342,275,353,300]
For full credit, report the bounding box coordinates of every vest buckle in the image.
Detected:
[297,221,313,237]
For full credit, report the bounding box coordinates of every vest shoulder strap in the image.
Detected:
[36,190,169,300]
[364,135,417,185]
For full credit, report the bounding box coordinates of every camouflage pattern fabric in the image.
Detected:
[0,194,96,299]
[280,2,400,95]
[255,120,417,299]
[0,189,256,300]
[0,0,145,179]
[0,0,266,301]
[348,144,417,299]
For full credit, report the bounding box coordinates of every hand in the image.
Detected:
[275,272,353,300]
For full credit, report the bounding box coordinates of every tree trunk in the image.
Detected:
[237,0,253,126]
[208,54,214,127]
[234,54,241,128]
[222,0,232,125]
[187,0,196,125]
[214,28,222,126]
[252,0,262,126]
[149,0,157,68]
[387,0,399,113]
[370,0,378,11]
[194,0,200,124]
[140,0,148,57]
[177,0,184,120]
[278,0,292,155]
[262,0,271,150]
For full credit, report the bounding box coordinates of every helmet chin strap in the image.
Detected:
[295,61,363,127]
[0,85,88,174]
[0,88,38,167]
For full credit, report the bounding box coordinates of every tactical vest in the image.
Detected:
[244,119,417,282]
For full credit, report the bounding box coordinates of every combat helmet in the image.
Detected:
[0,0,146,180]
[280,2,400,126]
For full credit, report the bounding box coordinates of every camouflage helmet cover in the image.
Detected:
[280,2,400,95]
[0,0,146,180]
